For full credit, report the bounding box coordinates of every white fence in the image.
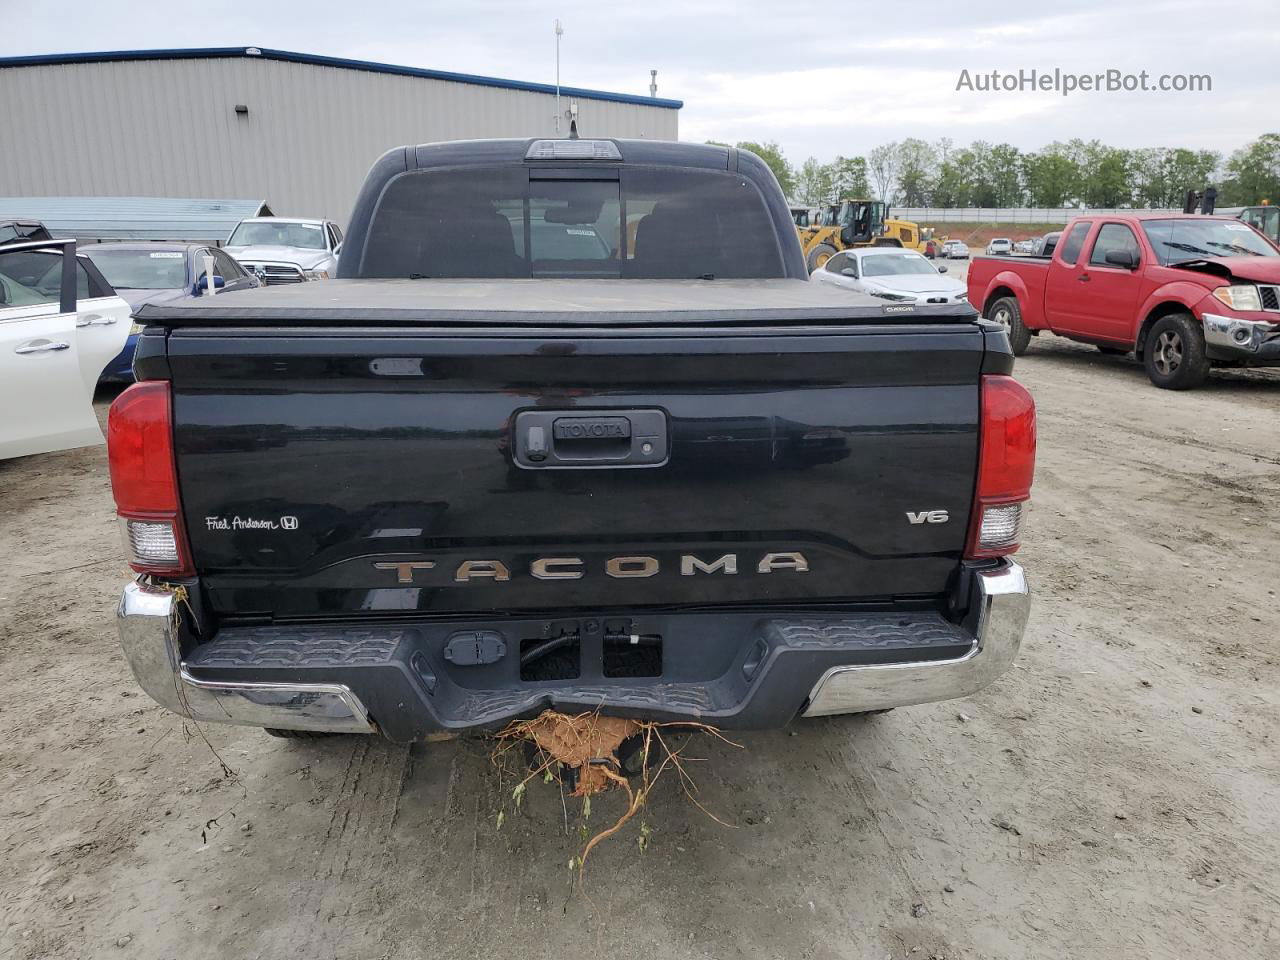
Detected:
[896,207,1180,224]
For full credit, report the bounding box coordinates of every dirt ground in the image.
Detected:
[3,317,1278,959]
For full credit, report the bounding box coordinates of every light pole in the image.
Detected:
[555,19,564,135]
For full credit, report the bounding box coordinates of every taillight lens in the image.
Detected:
[107,381,193,576]
[966,375,1036,559]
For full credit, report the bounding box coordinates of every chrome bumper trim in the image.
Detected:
[802,561,1030,717]
[1202,311,1278,355]
[116,579,375,734]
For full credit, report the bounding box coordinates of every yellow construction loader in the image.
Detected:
[797,200,930,271]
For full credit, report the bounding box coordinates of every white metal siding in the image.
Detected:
[0,57,679,226]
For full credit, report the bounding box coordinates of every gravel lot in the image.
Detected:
[3,286,1278,958]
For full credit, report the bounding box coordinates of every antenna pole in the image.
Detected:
[555,19,564,134]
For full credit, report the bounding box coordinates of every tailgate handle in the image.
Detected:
[514,410,667,469]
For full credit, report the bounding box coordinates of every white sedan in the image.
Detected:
[0,239,131,459]
[809,247,968,304]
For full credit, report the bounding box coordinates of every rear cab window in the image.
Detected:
[359,164,786,280]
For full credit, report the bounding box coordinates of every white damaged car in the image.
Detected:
[0,239,130,459]
[809,247,968,304]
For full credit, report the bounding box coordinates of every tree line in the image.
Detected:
[713,134,1280,210]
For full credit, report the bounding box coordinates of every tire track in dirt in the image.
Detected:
[285,736,411,957]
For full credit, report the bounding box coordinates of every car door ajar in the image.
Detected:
[69,255,132,392]
[0,241,106,459]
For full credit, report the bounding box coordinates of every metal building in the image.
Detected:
[0,47,682,226]
[0,196,273,244]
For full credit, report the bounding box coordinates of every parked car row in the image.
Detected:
[0,214,344,460]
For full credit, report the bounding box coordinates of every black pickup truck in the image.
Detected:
[112,138,1033,742]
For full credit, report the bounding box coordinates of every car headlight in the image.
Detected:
[872,291,916,302]
[130,322,145,334]
[1212,284,1262,311]
[303,269,330,281]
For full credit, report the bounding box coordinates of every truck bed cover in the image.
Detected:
[135,278,978,327]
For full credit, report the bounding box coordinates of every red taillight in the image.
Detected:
[107,381,193,576]
[966,375,1036,559]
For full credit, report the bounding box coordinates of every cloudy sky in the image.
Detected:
[7,0,1277,164]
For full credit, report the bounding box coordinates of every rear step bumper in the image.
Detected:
[117,562,1028,739]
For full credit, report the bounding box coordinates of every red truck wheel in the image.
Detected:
[987,296,1031,356]
[1144,314,1208,390]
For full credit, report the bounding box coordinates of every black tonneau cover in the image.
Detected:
[135,278,979,327]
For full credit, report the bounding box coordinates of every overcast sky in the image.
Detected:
[7,0,1277,163]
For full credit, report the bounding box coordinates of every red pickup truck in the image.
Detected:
[967,213,1280,388]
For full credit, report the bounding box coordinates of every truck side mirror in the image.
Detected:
[1104,250,1137,269]
[937,265,948,274]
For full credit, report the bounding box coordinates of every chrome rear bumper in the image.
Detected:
[117,579,375,735]
[117,561,1028,735]
[802,561,1030,716]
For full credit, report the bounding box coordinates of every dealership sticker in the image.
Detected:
[205,515,299,531]
[150,251,184,258]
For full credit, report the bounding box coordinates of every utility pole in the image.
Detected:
[555,19,564,134]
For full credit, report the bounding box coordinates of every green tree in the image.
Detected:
[1129,147,1220,207]
[931,155,968,207]
[1065,140,1131,207]
[1163,148,1220,207]
[829,155,870,198]
[987,143,1025,206]
[734,140,796,198]
[868,142,899,203]
[896,138,936,206]
[1221,133,1280,204]
[1022,144,1080,207]
[1130,147,1171,207]
[795,157,835,205]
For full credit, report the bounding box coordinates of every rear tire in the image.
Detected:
[265,728,343,740]
[806,243,838,272]
[987,296,1032,356]
[1144,313,1208,390]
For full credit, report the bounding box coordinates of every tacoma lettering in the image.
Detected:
[374,552,809,584]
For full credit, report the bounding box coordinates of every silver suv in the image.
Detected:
[225,217,342,284]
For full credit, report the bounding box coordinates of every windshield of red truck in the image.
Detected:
[359,165,786,280]
[1141,218,1279,265]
